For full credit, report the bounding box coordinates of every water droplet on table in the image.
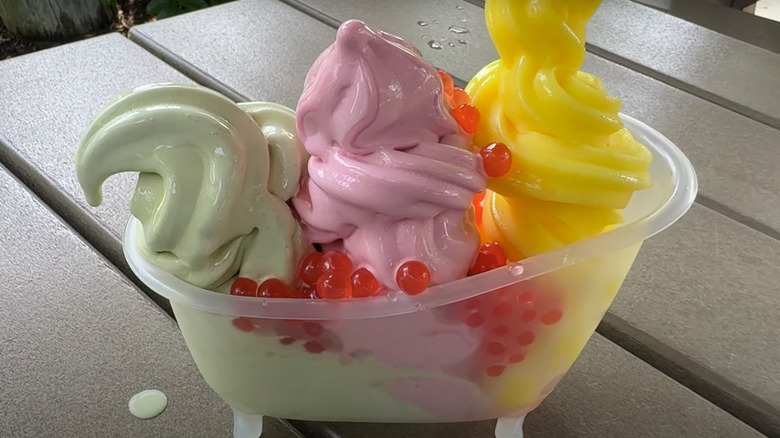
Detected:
[449,25,470,34]
[417,20,428,26]
[461,18,468,23]
[129,389,167,419]
[433,20,440,24]
[448,42,456,47]
[458,39,468,45]
[428,40,442,50]
[456,4,464,10]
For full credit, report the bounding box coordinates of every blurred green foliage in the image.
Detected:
[146,0,231,19]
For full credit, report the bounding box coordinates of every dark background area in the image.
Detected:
[1,0,149,60]
[3,0,780,61]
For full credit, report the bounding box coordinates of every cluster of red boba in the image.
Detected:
[229,251,433,299]
[438,70,512,178]
[228,70,513,301]
[226,69,566,370]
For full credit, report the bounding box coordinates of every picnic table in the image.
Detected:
[1,0,778,437]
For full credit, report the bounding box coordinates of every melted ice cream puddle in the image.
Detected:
[128,389,168,419]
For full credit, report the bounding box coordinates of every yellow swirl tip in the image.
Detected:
[470,0,653,259]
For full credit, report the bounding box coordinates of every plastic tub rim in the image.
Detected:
[123,114,698,320]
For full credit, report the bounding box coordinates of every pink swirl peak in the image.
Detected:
[292,20,487,290]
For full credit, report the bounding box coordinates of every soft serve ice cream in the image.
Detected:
[466,0,653,259]
[77,83,307,289]
[75,20,502,423]
[73,4,663,431]
[292,20,487,292]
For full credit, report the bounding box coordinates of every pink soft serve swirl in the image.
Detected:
[292,20,487,290]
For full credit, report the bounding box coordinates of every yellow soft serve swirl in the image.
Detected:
[466,0,653,259]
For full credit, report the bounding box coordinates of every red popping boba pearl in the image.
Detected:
[316,273,352,299]
[304,340,326,354]
[321,251,354,277]
[395,261,431,295]
[257,278,289,298]
[298,252,323,286]
[232,317,255,332]
[520,310,537,322]
[517,291,535,305]
[469,251,497,275]
[541,309,564,325]
[438,70,455,98]
[451,87,471,107]
[453,104,480,134]
[230,277,258,297]
[493,325,510,337]
[486,341,506,355]
[351,268,380,298]
[480,142,512,178]
[468,248,501,276]
[485,364,506,378]
[517,331,536,346]
[481,242,508,267]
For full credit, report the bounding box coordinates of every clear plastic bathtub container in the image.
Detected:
[124,114,697,438]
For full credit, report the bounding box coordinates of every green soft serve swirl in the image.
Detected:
[76,84,307,290]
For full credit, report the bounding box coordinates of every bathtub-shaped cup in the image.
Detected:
[125,115,697,438]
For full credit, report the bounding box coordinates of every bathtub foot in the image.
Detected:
[495,415,525,438]
[232,407,264,438]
